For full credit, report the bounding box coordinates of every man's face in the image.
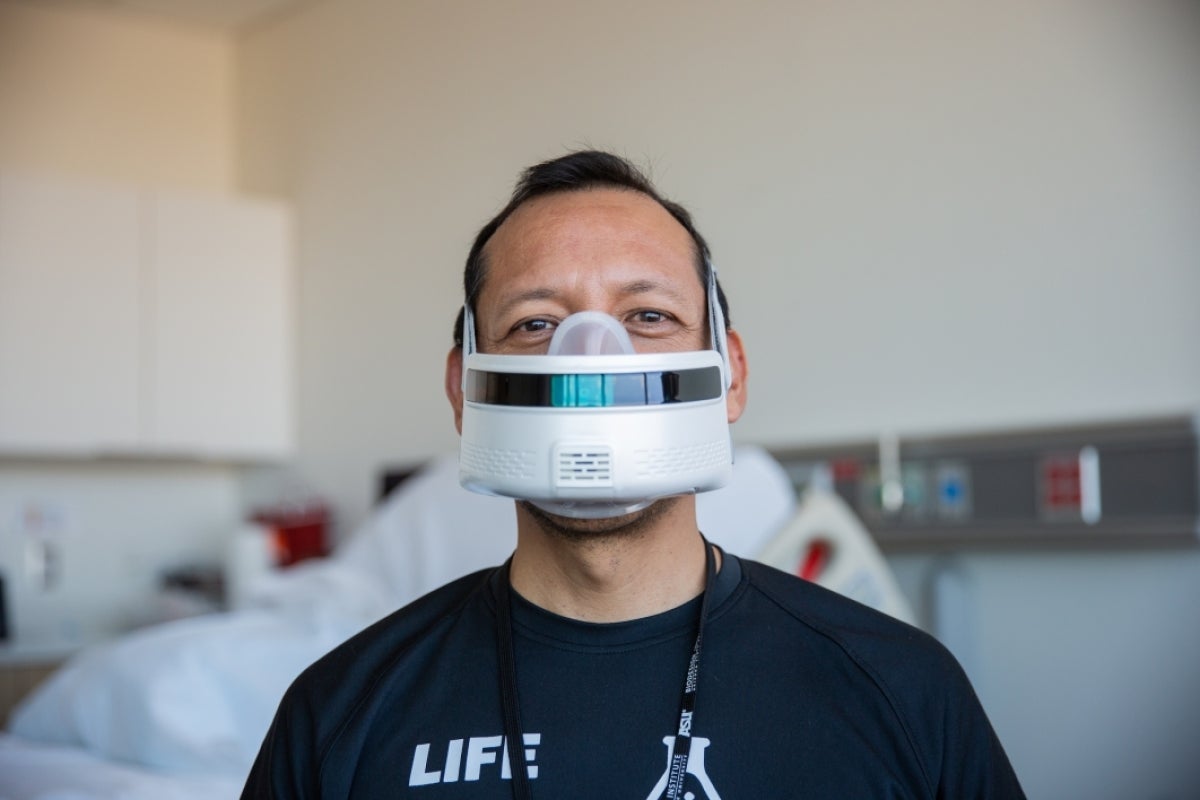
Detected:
[445,186,747,538]
[473,187,709,357]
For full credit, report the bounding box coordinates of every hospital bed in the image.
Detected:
[0,447,908,798]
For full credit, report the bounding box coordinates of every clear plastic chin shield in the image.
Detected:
[457,263,734,519]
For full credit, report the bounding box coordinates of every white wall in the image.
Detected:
[0,0,236,190]
[238,1,1200,797]
[238,0,1200,534]
[0,1,246,648]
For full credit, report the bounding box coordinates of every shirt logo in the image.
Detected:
[408,734,541,787]
[645,736,723,800]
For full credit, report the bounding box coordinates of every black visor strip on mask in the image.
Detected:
[465,366,723,408]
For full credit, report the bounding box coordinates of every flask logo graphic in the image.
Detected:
[644,736,722,800]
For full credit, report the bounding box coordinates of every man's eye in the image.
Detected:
[516,319,554,334]
[631,310,668,325]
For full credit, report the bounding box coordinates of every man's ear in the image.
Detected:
[445,346,464,434]
[724,329,748,424]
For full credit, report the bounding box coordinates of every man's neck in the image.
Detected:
[508,498,712,623]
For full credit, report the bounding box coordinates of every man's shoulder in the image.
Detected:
[737,557,964,690]
[243,568,503,793]
[349,565,495,641]
[731,559,1021,796]
[285,567,498,708]
[739,557,912,628]
[737,558,991,787]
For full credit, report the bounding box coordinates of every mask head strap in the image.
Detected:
[461,303,477,391]
[706,260,732,389]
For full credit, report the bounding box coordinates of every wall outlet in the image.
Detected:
[11,500,71,591]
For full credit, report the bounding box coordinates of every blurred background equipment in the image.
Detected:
[771,415,1199,549]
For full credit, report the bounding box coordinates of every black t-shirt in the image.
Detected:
[243,555,1024,799]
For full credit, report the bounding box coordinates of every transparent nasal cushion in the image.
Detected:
[533,312,654,519]
[546,312,636,356]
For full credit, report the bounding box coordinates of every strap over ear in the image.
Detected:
[461,303,477,392]
[706,260,732,389]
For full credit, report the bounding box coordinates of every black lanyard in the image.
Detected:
[494,538,717,800]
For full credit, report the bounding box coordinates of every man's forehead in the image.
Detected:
[482,187,698,273]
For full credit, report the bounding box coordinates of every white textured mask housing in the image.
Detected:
[457,266,734,519]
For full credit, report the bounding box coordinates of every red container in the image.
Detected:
[250,503,331,567]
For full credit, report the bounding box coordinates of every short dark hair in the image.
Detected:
[453,150,730,346]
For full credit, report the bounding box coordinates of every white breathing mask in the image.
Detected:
[457,264,734,519]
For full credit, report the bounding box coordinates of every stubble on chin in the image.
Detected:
[518,496,682,544]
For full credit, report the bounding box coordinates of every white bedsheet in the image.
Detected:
[0,733,241,800]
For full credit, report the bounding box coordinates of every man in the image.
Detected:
[243,150,1024,798]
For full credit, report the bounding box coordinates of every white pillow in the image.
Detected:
[8,608,357,775]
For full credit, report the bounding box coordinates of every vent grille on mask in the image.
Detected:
[462,441,535,478]
[635,440,728,477]
[555,447,614,487]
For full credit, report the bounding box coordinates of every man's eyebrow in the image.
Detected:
[619,279,692,305]
[493,279,694,318]
[494,287,559,318]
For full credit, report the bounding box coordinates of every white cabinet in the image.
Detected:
[0,173,293,460]
[147,191,293,458]
[0,174,142,453]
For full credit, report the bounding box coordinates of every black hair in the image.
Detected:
[452,150,730,347]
